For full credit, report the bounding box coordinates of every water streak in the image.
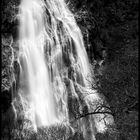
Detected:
[19,0,59,130]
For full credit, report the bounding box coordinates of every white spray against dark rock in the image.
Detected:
[18,0,114,139]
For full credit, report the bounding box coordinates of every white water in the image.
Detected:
[18,0,113,138]
[19,0,59,129]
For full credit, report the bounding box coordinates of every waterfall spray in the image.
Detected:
[18,0,91,129]
[18,0,113,138]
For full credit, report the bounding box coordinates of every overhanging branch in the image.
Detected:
[76,111,114,120]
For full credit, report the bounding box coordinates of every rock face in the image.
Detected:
[2,0,20,106]
[2,1,22,138]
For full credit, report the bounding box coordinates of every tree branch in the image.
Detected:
[76,111,114,120]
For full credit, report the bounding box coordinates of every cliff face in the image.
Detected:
[2,0,19,114]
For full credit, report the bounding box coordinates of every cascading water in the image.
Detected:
[17,0,114,139]
[19,0,60,130]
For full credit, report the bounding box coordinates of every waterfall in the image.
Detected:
[19,0,60,130]
[17,0,114,138]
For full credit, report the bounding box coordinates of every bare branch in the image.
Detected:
[76,111,114,120]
